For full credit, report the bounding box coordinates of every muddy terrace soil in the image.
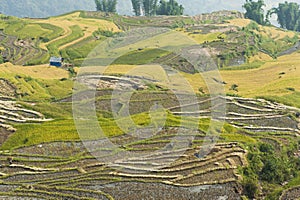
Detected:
[1,82,299,199]
[0,140,245,199]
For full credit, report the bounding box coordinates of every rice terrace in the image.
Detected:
[0,0,300,199]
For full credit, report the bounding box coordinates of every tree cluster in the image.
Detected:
[131,0,184,16]
[243,0,266,25]
[242,142,300,199]
[269,1,300,31]
[156,0,184,16]
[95,0,117,13]
[243,0,300,31]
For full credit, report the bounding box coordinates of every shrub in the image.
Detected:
[242,178,259,199]
[24,76,33,82]
[259,143,274,153]
[39,36,50,43]
[286,87,295,92]
[230,84,239,92]
[93,28,115,37]
[0,55,4,64]
[198,87,205,94]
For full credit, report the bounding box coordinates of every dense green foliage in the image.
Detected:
[243,0,266,25]
[131,0,158,16]
[269,2,300,31]
[131,0,142,16]
[241,21,299,59]
[243,0,300,31]
[131,0,183,16]
[95,0,118,13]
[157,0,184,15]
[242,142,300,199]
[143,0,159,16]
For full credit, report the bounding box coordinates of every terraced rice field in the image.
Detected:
[0,127,247,199]
[0,31,48,65]
[0,10,299,199]
[0,97,50,144]
[34,12,120,52]
[0,91,298,199]
[0,72,298,199]
[0,11,120,66]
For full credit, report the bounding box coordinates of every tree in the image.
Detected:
[131,0,142,16]
[242,178,259,199]
[260,154,285,183]
[131,0,183,16]
[157,0,184,16]
[95,0,117,12]
[243,0,266,25]
[143,0,158,16]
[269,2,300,31]
[131,0,158,16]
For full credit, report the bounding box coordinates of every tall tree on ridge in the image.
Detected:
[268,2,300,31]
[143,0,158,16]
[243,0,266,25]
[157,0,184,16]
[131,0,183,16]
[95,0,117,12]
[131,0,142,16]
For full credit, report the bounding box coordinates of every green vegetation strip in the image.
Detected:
[37,23,64,41]
[47,25,84,56]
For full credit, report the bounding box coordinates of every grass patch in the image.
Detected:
[112,48,170,65]
[37,23,65,41]
[4,21,52,39]
[20,102,73,119]
[222,61,264,71]
[221,132,257,144]
[258,92,300,108]
[286,173,300,188]
[0,119,79,150]
[0,117,124,150]
[0,109,221,150]
[182,31,226,44]
[47,25,84,56]
[61,36,104,64]
[0,65,73,101]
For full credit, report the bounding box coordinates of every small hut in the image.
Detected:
[49,57,63,67]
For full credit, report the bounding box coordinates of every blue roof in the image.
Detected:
[50,57,63,63]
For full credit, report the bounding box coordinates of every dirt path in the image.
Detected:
[278,40,300,57]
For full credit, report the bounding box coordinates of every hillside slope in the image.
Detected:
[0,0,288,18]
[0,11,299,200]
[0,0,95,18]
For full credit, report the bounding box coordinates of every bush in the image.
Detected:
[93,28,115,37]
[39,36,50,43]
[24,76,33,82]
[0,55,4,64]
[242,178,259,199]
[259,143,274,153]
[230,84,239,92]
[260,154,285,183]
[67,67,76,77]
[286,87,295,92]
